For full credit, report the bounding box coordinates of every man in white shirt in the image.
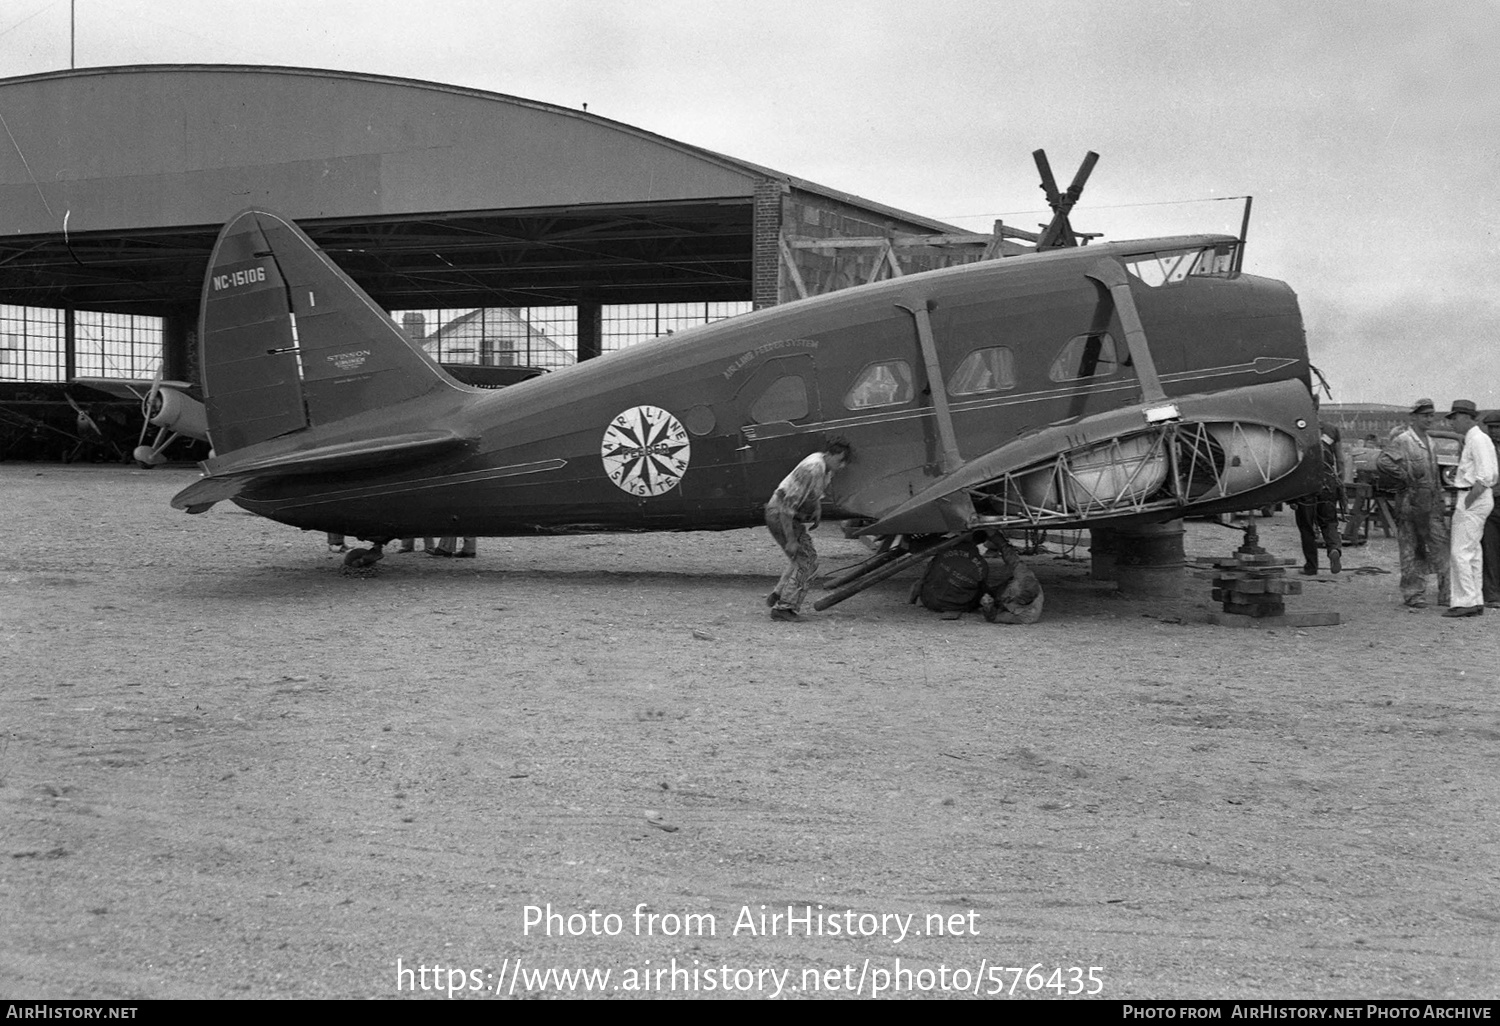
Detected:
[1482,411,1500,609]
[1442,400,1500,617]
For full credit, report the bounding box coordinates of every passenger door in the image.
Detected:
[723,355,822,506]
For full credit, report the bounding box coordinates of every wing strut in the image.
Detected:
[1085,260,1167,403]
[898,300,974,531]
[898,300,963,472]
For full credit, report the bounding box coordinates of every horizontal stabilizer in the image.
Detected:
[171,474,251,513]
[170,429,474,512]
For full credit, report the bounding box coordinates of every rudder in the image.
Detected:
[200,209,453,455]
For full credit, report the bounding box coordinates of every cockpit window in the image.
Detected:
[1123,244,1237,287]
[845,360,914,409]
[1050,333,1119,381]
[948,347,1016,395]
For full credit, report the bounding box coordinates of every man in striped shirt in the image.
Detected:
[764,440,852,622]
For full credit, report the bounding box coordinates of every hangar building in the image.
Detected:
[1,65,1037,463]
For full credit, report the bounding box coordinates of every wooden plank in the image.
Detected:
[884,245,905,279]
[998,224,1042,243]
[777,236,809,301]
[787,238,893,250]
[893,234,992,247]
[1222,600,1285,616]
[1375,497,1397,537]
[982,220,1006,260]
[1213,578,1302,595]
[787,230,1040,250]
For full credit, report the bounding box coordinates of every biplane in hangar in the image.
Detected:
[75,363,534,468]
[73,372,209,466]
[169,158,1320,607]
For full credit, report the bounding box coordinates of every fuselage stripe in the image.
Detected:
[260,458,569,508]
[747,365,1271,440]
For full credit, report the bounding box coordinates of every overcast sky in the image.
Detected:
[3,0,1496,406]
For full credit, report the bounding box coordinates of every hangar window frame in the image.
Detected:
[0,305,66,383]
[392,306,579,371]
[602,302,752,352]
[73,311,164,379]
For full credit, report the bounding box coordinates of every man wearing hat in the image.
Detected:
[1481,411,1500,609]
[1442,399,1499,617]
[1378,399,1450,608]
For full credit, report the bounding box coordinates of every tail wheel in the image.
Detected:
[343,547,384,568]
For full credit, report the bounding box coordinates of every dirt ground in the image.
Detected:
[3,464,1499,1001]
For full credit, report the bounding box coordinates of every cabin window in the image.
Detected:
[1050,333,1119,381]
[748,374,809,423]
[1123,244,1237,287]
[845,360,914,410]
[948,347,1016,395]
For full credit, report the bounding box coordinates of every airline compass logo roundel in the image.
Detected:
[601,405,692,497]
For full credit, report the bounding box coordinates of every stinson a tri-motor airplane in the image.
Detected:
[171,191,1320,606]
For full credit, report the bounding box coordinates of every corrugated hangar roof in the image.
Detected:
[0,65,959,312]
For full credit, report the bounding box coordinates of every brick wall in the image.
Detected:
[751,179,785,310]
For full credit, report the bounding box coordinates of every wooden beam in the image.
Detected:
[982,220,1006,260]
[998,224,1042,243]
[788,238,896,250]
[788,234,981,250]
[884,245,904,279]
[787,226,1043,250]
[777,235,809,300]
[891,234,992,247]
[864,243,889,285]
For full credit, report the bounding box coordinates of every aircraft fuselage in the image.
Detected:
[194,218,1317,541]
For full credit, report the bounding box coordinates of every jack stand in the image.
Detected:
[1206,523,1341,627]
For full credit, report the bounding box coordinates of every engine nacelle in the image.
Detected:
[133,384,209,466]
[148,386,208,441]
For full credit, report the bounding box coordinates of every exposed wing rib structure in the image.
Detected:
[859,379,1315,535]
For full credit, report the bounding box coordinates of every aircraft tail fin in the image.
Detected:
[199,209,455,455]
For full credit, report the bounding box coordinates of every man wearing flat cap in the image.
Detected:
[1482,411,1500,609]
[1442,400,1499,617]
[1378,398,1450,608]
